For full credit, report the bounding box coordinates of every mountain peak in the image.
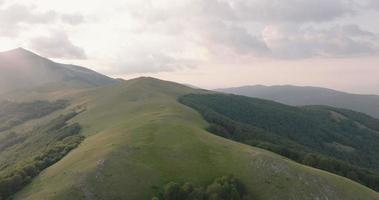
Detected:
[0,48,116,94]
[0,47,41,58]
[131,76,159,81]
[14,47,28,52]
[3,47,29,53]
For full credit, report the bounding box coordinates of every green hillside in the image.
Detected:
[179,93,379,191]
[5,77,378,200]
[0,100,85,199]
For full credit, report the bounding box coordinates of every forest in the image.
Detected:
[179,94,379,191]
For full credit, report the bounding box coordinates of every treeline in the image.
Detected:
[0,112,84,199]
[0,100,68,132]
[252,140,379,191]
[208,121,379,191]
[307,105,379,131]
[179,94,379,191]
[152,175,247,200]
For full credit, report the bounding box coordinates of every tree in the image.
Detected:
[156,175,246,200]
[164,182,184,200]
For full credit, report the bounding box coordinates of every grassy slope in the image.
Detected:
[13,77,379,200]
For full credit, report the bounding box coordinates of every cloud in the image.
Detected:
[199,21,269,55]
[0,3,84,37]
[111,52,198,74]
[262,24,379,59]
[367,0,379,10]
[0,4,57,36]
[28,31,87,59]
[99,40,201,74]
[341,24,376,38]
[128,0,355,24]
[232,0,355,23]
[114,0,377,62]
[2,0,379,75]
[61,13,85,25]
[0,4,57,24]
[79,0,378,75]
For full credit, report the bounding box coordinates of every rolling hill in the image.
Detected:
[0,49,378,199]
[216,85,379,119]
[0,48,116,95]
[0,77,375,199]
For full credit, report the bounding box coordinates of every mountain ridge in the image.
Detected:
[216,85,379,118]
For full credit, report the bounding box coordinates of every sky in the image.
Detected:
[0,0,379,94]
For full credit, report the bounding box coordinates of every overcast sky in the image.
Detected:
[1,0,379,94]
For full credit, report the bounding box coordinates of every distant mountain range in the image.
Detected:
[217,85,379,119]
[0,48,116,95]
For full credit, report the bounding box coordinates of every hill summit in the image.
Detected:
[0,48,116,94]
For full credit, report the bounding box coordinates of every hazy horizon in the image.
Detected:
[1,0,379,94]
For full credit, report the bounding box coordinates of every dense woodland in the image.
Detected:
[179,94,379,191]
[0,101,84,200]
[152,175,247,200]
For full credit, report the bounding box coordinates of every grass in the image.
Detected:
[10,77,379,200]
